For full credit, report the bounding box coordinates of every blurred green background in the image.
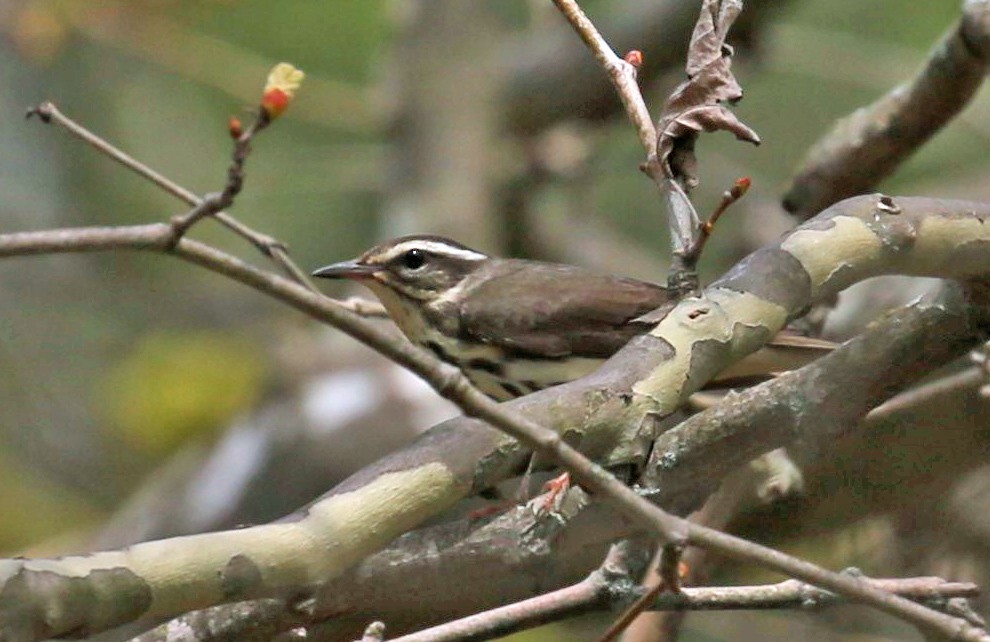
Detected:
[2,0,989,639]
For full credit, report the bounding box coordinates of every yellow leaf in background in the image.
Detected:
[10,2,68,65]
[99,331,267,455]
[0,452,100,555]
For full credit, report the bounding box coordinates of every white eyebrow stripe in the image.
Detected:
[382,240,487,262]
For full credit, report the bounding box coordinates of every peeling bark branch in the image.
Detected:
[3,196,990,641]
[132,287,990,642]
[783,0,990,219]
[645,281,990,515]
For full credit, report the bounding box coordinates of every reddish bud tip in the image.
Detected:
[260,63,304,120]
[261,88,290,119]
[228,116,243,139]
[624,50,644,68]
[734,176,752,195]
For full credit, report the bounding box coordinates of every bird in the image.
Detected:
[312,234,834,401]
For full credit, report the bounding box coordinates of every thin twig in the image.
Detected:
[551,0,658,159]
[596,543,685,642]
[551,0,753,296]
[682,176,751,265]
[597,581,664,642]
[389,574,978,642]
[26,101,318,292]
[167,111,269,245]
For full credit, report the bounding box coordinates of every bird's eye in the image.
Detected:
[402,248,426,270]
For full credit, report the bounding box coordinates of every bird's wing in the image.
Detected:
[711,331,837,385]
[458,263,671,358]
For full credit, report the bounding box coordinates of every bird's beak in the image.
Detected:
[311,260,380,280]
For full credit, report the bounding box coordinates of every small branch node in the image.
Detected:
[677,175,752,279]
[254,234,288,257]
[25,101,54,123]
[623,49,644,71]
[945,597,988,628]
[168,193,224,249]
[797,581,827,610]
[595,542,688,642]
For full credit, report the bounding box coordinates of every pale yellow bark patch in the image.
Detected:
[633,290,787,411]
[303,462,457,576]
[23,464,459,617]
[781,216,883,295]
[910,216,990,277]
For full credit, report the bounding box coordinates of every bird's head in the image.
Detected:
[312,235,489,304]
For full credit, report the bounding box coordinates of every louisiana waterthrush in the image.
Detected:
[313,235,832,400]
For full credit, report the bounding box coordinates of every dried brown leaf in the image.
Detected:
[656,0,758,185]
[657,105,760,162]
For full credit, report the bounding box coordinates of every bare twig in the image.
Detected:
[388,574,978,642]
[167,111,270,245]
[597,580,664,642]
[596,542,686,642]
[553,0,759,296]
[681,176,751,264]
[551,0,658,158]
[26,101,318,292]
[622,472,755,642]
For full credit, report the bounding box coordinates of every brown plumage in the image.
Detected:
[458,261,670,358]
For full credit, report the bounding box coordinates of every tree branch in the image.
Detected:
[131,285,990,642]
[783,0,990,219]
[3,196,990,640]
[387,576,978,642]
[26,100,385,316]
